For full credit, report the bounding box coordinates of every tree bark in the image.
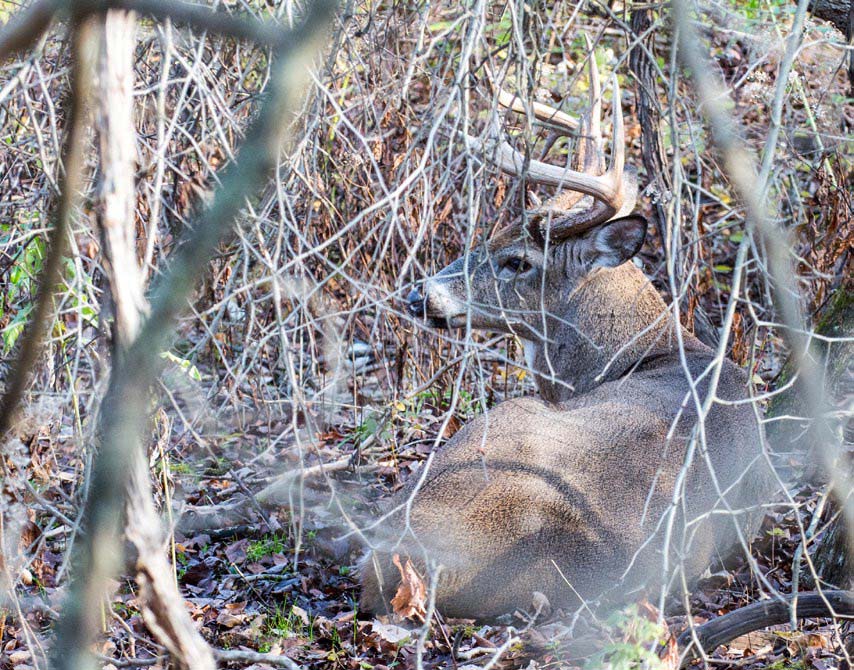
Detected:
[629,7,671,247]
[804,0,854,88]
[809,504,853,589]
[805,287,853,589]
[805,0,852,36]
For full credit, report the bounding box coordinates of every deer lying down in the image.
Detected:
[360,55,773,619]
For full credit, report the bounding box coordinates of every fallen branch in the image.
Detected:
[177,455,378,533]
[677,590,854,666]
[215,648,305,669]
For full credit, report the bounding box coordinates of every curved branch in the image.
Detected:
[678,590,854,665]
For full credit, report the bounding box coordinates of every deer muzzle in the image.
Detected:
[406,280,467,329]
[406,289,427,317]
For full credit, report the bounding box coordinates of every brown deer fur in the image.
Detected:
[360,64,773,619]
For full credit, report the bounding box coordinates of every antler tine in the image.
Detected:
[485,66,580,134]
[572,34,604,177]
[586,35,601,141]
[609,73,625,179]
[584,34,605,174]
[538,34,603,216]
[546,73,637,240]
[467,133,614,198]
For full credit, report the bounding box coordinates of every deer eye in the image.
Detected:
[503,257,532,274]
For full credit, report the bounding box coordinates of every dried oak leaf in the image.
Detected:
[390,554,426,621]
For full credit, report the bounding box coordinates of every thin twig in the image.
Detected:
[0,13,90,438]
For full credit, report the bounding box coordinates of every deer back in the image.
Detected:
[362,342,768,618]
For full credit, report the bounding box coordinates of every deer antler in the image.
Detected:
[485,67,580,134]
[472,38,638,241]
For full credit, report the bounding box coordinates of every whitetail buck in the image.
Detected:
[360,52,773,619]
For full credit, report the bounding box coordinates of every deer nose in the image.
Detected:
[406,289,426,317]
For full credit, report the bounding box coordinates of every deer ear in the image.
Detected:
[586,215,647,268]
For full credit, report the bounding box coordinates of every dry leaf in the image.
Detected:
[390,554,427,621]
[727,630,775,657]
[371,619,412,644]
[660,635,680,670]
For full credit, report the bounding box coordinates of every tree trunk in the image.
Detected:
[807,286,853,589]
[766,286,853,589]
[804,0,854,87]
[629,7,671,247]
[809,504,852,589]
[806,0,852,36]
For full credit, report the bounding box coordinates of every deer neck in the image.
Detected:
[525,262,678,403]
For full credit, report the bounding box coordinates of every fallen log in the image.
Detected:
[677,590,853,666]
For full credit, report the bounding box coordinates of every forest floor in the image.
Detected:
[4,392,850,670]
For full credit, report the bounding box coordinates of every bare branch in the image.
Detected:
[93,9,216,668]
[0,17,91,438]
[0,0,57,63]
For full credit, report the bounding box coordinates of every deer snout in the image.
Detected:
[406,289,427,317]
[407,277,467,328]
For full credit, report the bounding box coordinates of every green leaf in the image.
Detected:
[160,351,206,381]
[2,304,34,353]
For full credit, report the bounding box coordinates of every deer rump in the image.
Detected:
[360,347,769,620]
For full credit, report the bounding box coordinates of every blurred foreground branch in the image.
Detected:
[47,2,337,669]
[0,13,90,439]
[0,0,301,61]
[0,0,57,61]
[673,0,844,495]
[672,0,852,619]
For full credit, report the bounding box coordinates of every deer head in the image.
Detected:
[407,47,673,401]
